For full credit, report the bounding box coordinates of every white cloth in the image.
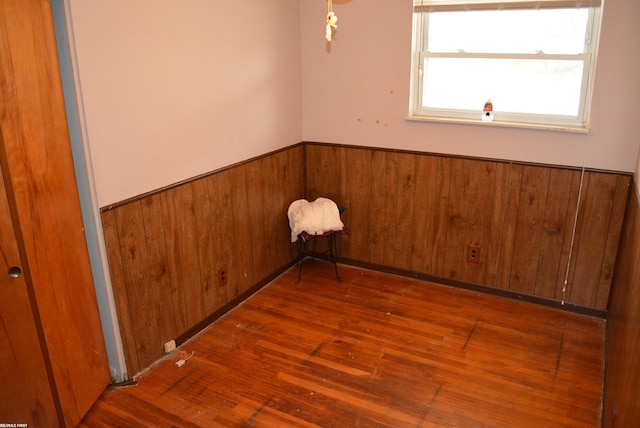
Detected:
[287,197,344,242]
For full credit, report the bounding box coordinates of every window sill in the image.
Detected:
[406,115,590,134]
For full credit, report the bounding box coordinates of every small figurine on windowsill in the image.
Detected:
[482,99,494,122]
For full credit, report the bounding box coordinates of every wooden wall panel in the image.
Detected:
[167,184,206,330]
[496,164,524,290]
[116,199,165,367]
[345,148,372,262]
[192,177,221,315]
[382,153,400,267]
[508,165,550,295]
[597,175,629,308]
[102,142,628,377]
[532,168,574,299]
[605,183,640,427]
[102,209,141,376]
[431,157,452,278]
[140,194,181,345]
[102,146,304,375]
[392,153,415,271]
[304,144,630,310]
[216,169,239,300]
[484,162,510,286]
[410,155,437,273]
[369,151,388,265]
[227,166,254,293]
[568,173,630,307]
[270,149,299,272]
[445,158,498,283]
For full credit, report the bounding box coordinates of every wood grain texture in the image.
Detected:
[605,183,640,427]
[101,146,304,375]
[305,144,630,310]
[80,261,605,427]
[0,0,110,424]
[0,158,59,427]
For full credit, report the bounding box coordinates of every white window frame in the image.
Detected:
[408,0,603,132]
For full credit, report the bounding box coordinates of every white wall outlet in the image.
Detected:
[163,339,176,353]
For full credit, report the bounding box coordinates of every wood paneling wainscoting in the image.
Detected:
[605,181,640,426]
[305,143,630,311]
[101,146,304,375]
[102,142,630,377]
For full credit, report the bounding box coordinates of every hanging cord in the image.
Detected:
[561,133,592,305]
[561,0,599,305]
[561,169,585,305]
[175,350,195,368]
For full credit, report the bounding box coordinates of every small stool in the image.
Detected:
[288,199,348,284]
[295,226,349,284]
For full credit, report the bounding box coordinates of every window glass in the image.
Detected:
[410,4,601,130]
[423,58,584,115]
[427,9,589,55]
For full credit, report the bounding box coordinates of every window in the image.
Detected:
[409,0,602,131]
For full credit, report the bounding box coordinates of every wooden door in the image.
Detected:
[0,157,60,426]
[0,1,110,425]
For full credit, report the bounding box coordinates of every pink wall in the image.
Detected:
[67,0,640,207]
[301,0,640,174]
[68,0,303,206]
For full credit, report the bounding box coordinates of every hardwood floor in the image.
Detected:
[80,260,605,427]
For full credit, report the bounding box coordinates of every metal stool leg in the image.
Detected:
[327,233,342,282]
[296,238,304,284]
[295,232,343,284]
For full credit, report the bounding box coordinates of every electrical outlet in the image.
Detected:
[466,245,481,264]
[218,268,228,287]
[163,339,176,353]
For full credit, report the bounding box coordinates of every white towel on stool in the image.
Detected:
[287,197,344,242]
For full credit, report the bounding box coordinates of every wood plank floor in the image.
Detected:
[80,260,605,427]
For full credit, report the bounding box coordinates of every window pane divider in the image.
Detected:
[424,51,589,61]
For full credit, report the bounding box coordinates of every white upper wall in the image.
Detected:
[301,0,640,173]
[67,0,640,207]
[67,0,303,207]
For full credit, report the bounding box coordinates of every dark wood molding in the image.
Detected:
[308,252,607,319]
[302,140,634,177]
[102,141,632,213]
